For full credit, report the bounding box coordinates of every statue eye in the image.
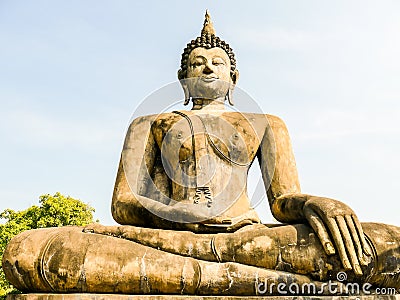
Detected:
[212,58,225,66]
[191,60,204,67]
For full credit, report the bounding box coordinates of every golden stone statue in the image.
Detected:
[2,11,400,296]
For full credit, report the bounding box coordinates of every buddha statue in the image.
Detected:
[2,11,400,296]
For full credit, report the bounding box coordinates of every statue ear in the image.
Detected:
[178,70,190,105]
[183,85,190,105]
[227,69,239,106]
[231,69,239,85]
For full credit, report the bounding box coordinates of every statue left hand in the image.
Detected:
[304,197,372,276]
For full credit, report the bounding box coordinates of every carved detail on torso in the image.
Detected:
[147,111,268,220]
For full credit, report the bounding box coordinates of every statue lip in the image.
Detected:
[200,76,218,82]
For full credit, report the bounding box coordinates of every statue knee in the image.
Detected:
[2,227,85,292]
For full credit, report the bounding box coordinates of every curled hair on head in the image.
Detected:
[177,10,237,81]
[178,34,237,80]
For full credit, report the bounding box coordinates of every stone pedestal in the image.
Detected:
[6,295,400,300]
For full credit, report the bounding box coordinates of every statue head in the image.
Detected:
[178,10,239,106]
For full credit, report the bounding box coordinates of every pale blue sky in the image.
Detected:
[0,1,399,225]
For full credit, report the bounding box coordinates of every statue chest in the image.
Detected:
[153,114,259,168]
[150,112,267,206]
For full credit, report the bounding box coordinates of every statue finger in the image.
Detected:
[304,207,335,255]
[352,214,373,257]
[82,223,105,234]
[345,215,366,266]
[326,217,352,270]
[337,216,363,276]
[226,219,253,232]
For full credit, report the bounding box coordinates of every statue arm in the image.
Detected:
[258,115,372,276]
[257,114,305,223]
[111,115,160,226]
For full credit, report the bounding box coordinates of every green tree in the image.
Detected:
[0,192,96,298]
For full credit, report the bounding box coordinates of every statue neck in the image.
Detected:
[191,97,226,111]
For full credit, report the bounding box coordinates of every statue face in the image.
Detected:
[185,47,232,100]
[187,47,231,82]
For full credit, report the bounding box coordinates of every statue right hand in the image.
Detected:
[170,201,224,224]
[133,195,219,224]
[303,196,372,276]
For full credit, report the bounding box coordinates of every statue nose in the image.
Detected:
[203,63,213,74]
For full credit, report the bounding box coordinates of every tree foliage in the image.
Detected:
[0,192,96,298]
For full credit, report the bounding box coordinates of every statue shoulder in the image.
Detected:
[211,112,290,134]
[261,114,293,147]
[127,112,183,138]
[124,114,160,145]
[127,113,170,133]
[265,114,286,125]
[265,114,290,132]
[128,114,159,129]
[220,112,268,125]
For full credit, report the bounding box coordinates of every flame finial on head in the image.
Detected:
[201,9,216,36]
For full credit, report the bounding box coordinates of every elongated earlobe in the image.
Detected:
[227,89,234,106]
[178,70,191,105]
[182,81,190,105]
[231,69,239,85]
[227,69,239,106]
